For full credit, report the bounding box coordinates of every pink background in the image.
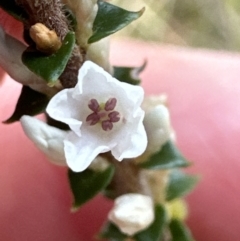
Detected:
[1,10,240,241]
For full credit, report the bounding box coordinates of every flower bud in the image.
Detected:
[144,104,171,154]
[108,194,154,236]
[165,199,188,221]
[30,23,62,54]
[20,115,67,166]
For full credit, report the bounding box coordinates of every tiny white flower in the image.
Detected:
[108,194,154,236]
[20,115,67,166]
[46,61,147,172]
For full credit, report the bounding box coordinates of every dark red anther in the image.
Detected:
[108,111,120,122]
[102,120,113,131]
[104,98,117,111]
[88,99,100,112]
[86,112,100,125]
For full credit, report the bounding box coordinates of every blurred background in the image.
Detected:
[112,0,240,51]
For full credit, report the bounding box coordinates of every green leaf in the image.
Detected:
[134,205,167,241]
[99,222,127,241]
[113,61,147,85]
[0,0,28,22]
[88,1,145,43]
[3,86,49,124]
[68,165,115,211]
[22,32,75,85]
[169,219,195,241]
[140,141,191,170]
[166,170,199,201]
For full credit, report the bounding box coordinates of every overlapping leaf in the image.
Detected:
[166,170,199,201]
[88,1,144,43]
[3,86,49,124]
[68,165,115,211]
[140,141,191,169]
[22,32,75,85]
[169,219,195,241]
[113,61,147,85]
[99,222,127,241]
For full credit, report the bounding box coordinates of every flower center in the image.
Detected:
[86,98,121,131]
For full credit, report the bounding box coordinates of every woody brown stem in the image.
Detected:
[16,0,84,88]
[103,153,152,199]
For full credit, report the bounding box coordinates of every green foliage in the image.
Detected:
[0,0,28,22]
[140,141,190,170]
[166,170,199,201]
[113,61,147,85]
[22,32,75,85]
[88,1,144,43]
[169,219,195,241]
[99,222,127,241]
[3,86,49,124]
[68,165,115,211]
[134,205,167,241]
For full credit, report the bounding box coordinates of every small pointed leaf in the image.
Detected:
[88,1,144,43]
[140,141,191,170]
[169,219,195,241]
[99,222,127,241]
[68,165,115,211]
[22,32,75,85]
[113,61,147,85]
[134,205,167,241]
[3,86,49,124]
[166,170,199,201]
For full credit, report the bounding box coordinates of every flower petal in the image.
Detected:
[46,88,83,136]
[111,109,147,160]
[64,132,110,172]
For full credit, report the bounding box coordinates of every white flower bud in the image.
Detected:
[108,194,154,236]
[144,104,171,154]
[141,94,168,110]
[20,115,67,166]
[86,38,113,73]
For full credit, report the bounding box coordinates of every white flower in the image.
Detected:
[46,61,147,172]
[108,194,154,236]
[20,115,67,166]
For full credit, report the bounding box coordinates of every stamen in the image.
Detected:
[86,97,121,131]
[88,99,100,112]
[86,112,100,125]
[105,98,117,111]
[109,111,120,122]
[102,120,113,131]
